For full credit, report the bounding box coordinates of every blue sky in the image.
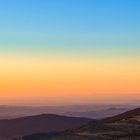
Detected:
[0,0,140,50]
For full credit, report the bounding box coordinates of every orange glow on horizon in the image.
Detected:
[0,53,140,105]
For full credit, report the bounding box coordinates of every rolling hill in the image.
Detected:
[0,114,91,140]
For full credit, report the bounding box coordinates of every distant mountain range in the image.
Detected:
[0,104,137,119]
[66,107,130,118]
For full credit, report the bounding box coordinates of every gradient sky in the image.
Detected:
[0,0,140,105]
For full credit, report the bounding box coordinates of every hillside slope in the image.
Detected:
[68,108,140,140]
[101,107,140,123]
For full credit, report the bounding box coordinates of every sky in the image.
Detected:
[0,0,140,105]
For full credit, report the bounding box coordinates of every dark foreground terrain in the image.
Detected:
[20,108,140,140]
[20,132,101,140]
